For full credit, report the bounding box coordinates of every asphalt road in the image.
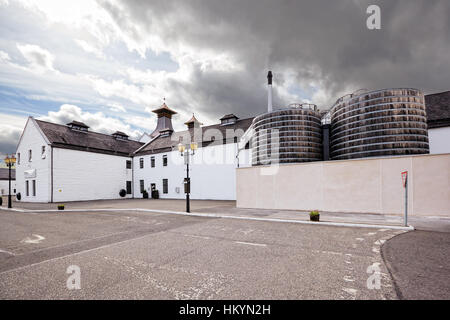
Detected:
[0,209,408,299]
[382,230,450,300]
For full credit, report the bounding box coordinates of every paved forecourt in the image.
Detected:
[0,208,405,299]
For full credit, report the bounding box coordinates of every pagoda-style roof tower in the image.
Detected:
[150,102,177,137]
[184,114,203,129]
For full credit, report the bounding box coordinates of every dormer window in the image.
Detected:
[220,114,238,126]
[112,131,129,140]
[67,121,89,132]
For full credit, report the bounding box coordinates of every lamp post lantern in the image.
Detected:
[178,142,197,213]
[4,154,16,209]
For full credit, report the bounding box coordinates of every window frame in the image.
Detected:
[162,179,168,194]
[151,156,155,168]
[139,158,144,169]
[163,155,167,167]
[139,180,145,193]
[126,160,132,169]
[126,181,132,194]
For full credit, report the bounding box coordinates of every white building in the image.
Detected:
[425,91,450,154]
[0,168,16,197]
[13,87,448,203]
[14,106,252,203]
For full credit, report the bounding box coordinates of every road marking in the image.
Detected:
[355,238,365,241]
[0,248,15,256]
[21,234,45,244]
[0,232,163,275]
[343,276,355,282]
[184,234,211,240]
[342,288,358,296]
[235,241,267,247]
[367,232,377,236]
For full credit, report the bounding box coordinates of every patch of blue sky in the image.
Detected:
[0,86,53,117]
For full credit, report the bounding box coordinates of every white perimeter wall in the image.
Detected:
[0,180,16,196]
[237,153,450,217]
[53,148,133,202]
[133,143,251,200]
[429,127,450,154]
[15,119,51,202]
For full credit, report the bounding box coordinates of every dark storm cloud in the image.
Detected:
[99,0,450,117]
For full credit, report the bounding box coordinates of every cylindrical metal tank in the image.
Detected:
[330,88,429,160]
[251,104,323,165]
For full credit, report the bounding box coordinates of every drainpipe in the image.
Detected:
[50,145,54,203]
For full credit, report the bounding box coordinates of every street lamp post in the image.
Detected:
[4,154,16,209]
[178,142,198,213]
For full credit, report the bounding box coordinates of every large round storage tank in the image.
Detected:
[330,88,429,160]
[251,104,323,165]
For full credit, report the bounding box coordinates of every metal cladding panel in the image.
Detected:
[330,88,430,160]
[251,107,323,165]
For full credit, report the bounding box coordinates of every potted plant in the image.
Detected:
[58,204,65,211]
[16,193,21,201]
[151,189,159,199]
[142,190,149,199]
[119,189,126,198]
[310,210,320,222]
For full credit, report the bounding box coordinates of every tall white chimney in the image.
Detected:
[267,71,273,112]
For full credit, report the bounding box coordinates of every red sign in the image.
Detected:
[401,171,408,188]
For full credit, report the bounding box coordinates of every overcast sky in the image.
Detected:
[1,0,449,162]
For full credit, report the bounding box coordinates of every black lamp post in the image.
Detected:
[178,142,197,213]
[4,154,16,209]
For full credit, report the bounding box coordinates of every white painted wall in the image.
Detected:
[237,154,450,217]
[0,180,16,196]
[15,118,51,202]
[52,148,133,202]
[133,142,251,200]
[429,127,450,154]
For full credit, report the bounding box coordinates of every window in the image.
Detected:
[17,153,20,165]
[163,155,167,167]
[26,181,29,196]
[140,180,144,193]
[163,179,168,194]
[126,181,132,194]
[32,180,36,197]
[28,149,32,162]
[41,146,46,158]
[126,160,132,169]
[139,158,144,169]
[151,156,155,168]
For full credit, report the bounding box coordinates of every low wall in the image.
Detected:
[236,154,450,217]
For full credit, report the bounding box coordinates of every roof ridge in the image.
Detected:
[35,119,141,142]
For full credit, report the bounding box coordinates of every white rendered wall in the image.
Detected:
[52,148,133,202]
[237,154,450,217]
[428,127,450,154]
[133,142,252,200]
[15,119,51,202]
[0,180,16,196]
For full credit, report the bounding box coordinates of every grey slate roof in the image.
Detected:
[135,117,254,156]
[35,119,143,157]
[0,168,15,180]
[425,91,450,128]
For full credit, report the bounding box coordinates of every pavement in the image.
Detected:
[4,198,450,231]
[0,208,403,299]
